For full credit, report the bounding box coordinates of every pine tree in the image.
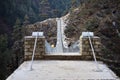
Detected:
[0,34,11,80]
[71,0,77,8]
[12,18,23,69]
[39,0,50,20]
[12,18,22,41]
[23,14,30,26]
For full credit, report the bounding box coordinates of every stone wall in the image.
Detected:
[24,36,45,60]
[80,36,101,59]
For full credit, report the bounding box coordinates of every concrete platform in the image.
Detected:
[6,60,119,80]
[44,53,84,60]
[46,52,81,56]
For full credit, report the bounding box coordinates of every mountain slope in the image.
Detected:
[0,0,81,79]
[65,0,120,76]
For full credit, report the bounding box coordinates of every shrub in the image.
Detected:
[64,26,76,38]
[85,18,99,31]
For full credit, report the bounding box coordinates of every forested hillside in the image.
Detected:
[1,0,120,79]
[0,0,81,80]
[65,0,120,76]
[0,0,71,34]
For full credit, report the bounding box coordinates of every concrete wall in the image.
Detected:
[80,36,101,59]
[24,36,45,60]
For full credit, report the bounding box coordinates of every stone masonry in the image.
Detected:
[80,36,101,59]
[24,36,45,60]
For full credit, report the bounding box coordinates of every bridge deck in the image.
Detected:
[7,60,119,80]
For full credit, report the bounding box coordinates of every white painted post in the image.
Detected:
[29,32,43,71]
[86,32,102,71]
[29,33,38,71]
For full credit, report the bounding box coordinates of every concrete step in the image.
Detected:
[43,53,93,60]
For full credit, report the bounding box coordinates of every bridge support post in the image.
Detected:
[80,35,101,59]
[24,36,45,60]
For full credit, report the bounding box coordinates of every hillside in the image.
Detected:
[24,18,57,45]
[65,0,120,76]
[1,0,120,79]
[0,0,81,80]
[0,0,72,35]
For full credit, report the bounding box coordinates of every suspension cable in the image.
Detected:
[29,33,38,71]
[87,32,101,71]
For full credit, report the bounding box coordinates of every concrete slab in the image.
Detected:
[6,60,119,80]
[46,52,81,56]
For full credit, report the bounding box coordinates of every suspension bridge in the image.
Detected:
[45,18,80,54]
[6,18,119,80]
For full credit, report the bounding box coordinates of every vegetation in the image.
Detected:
[0,0,81,79]
[66,0,120,76]
[0,34,13,80]
[2,0,120,79]
[85,18,99,31]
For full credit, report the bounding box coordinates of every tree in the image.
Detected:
[71,0,77,8]
[0,34,11,80]
[12,18,24,69]
[23,14,30,25]
[12,18,22,41]
[38,0,50,20]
